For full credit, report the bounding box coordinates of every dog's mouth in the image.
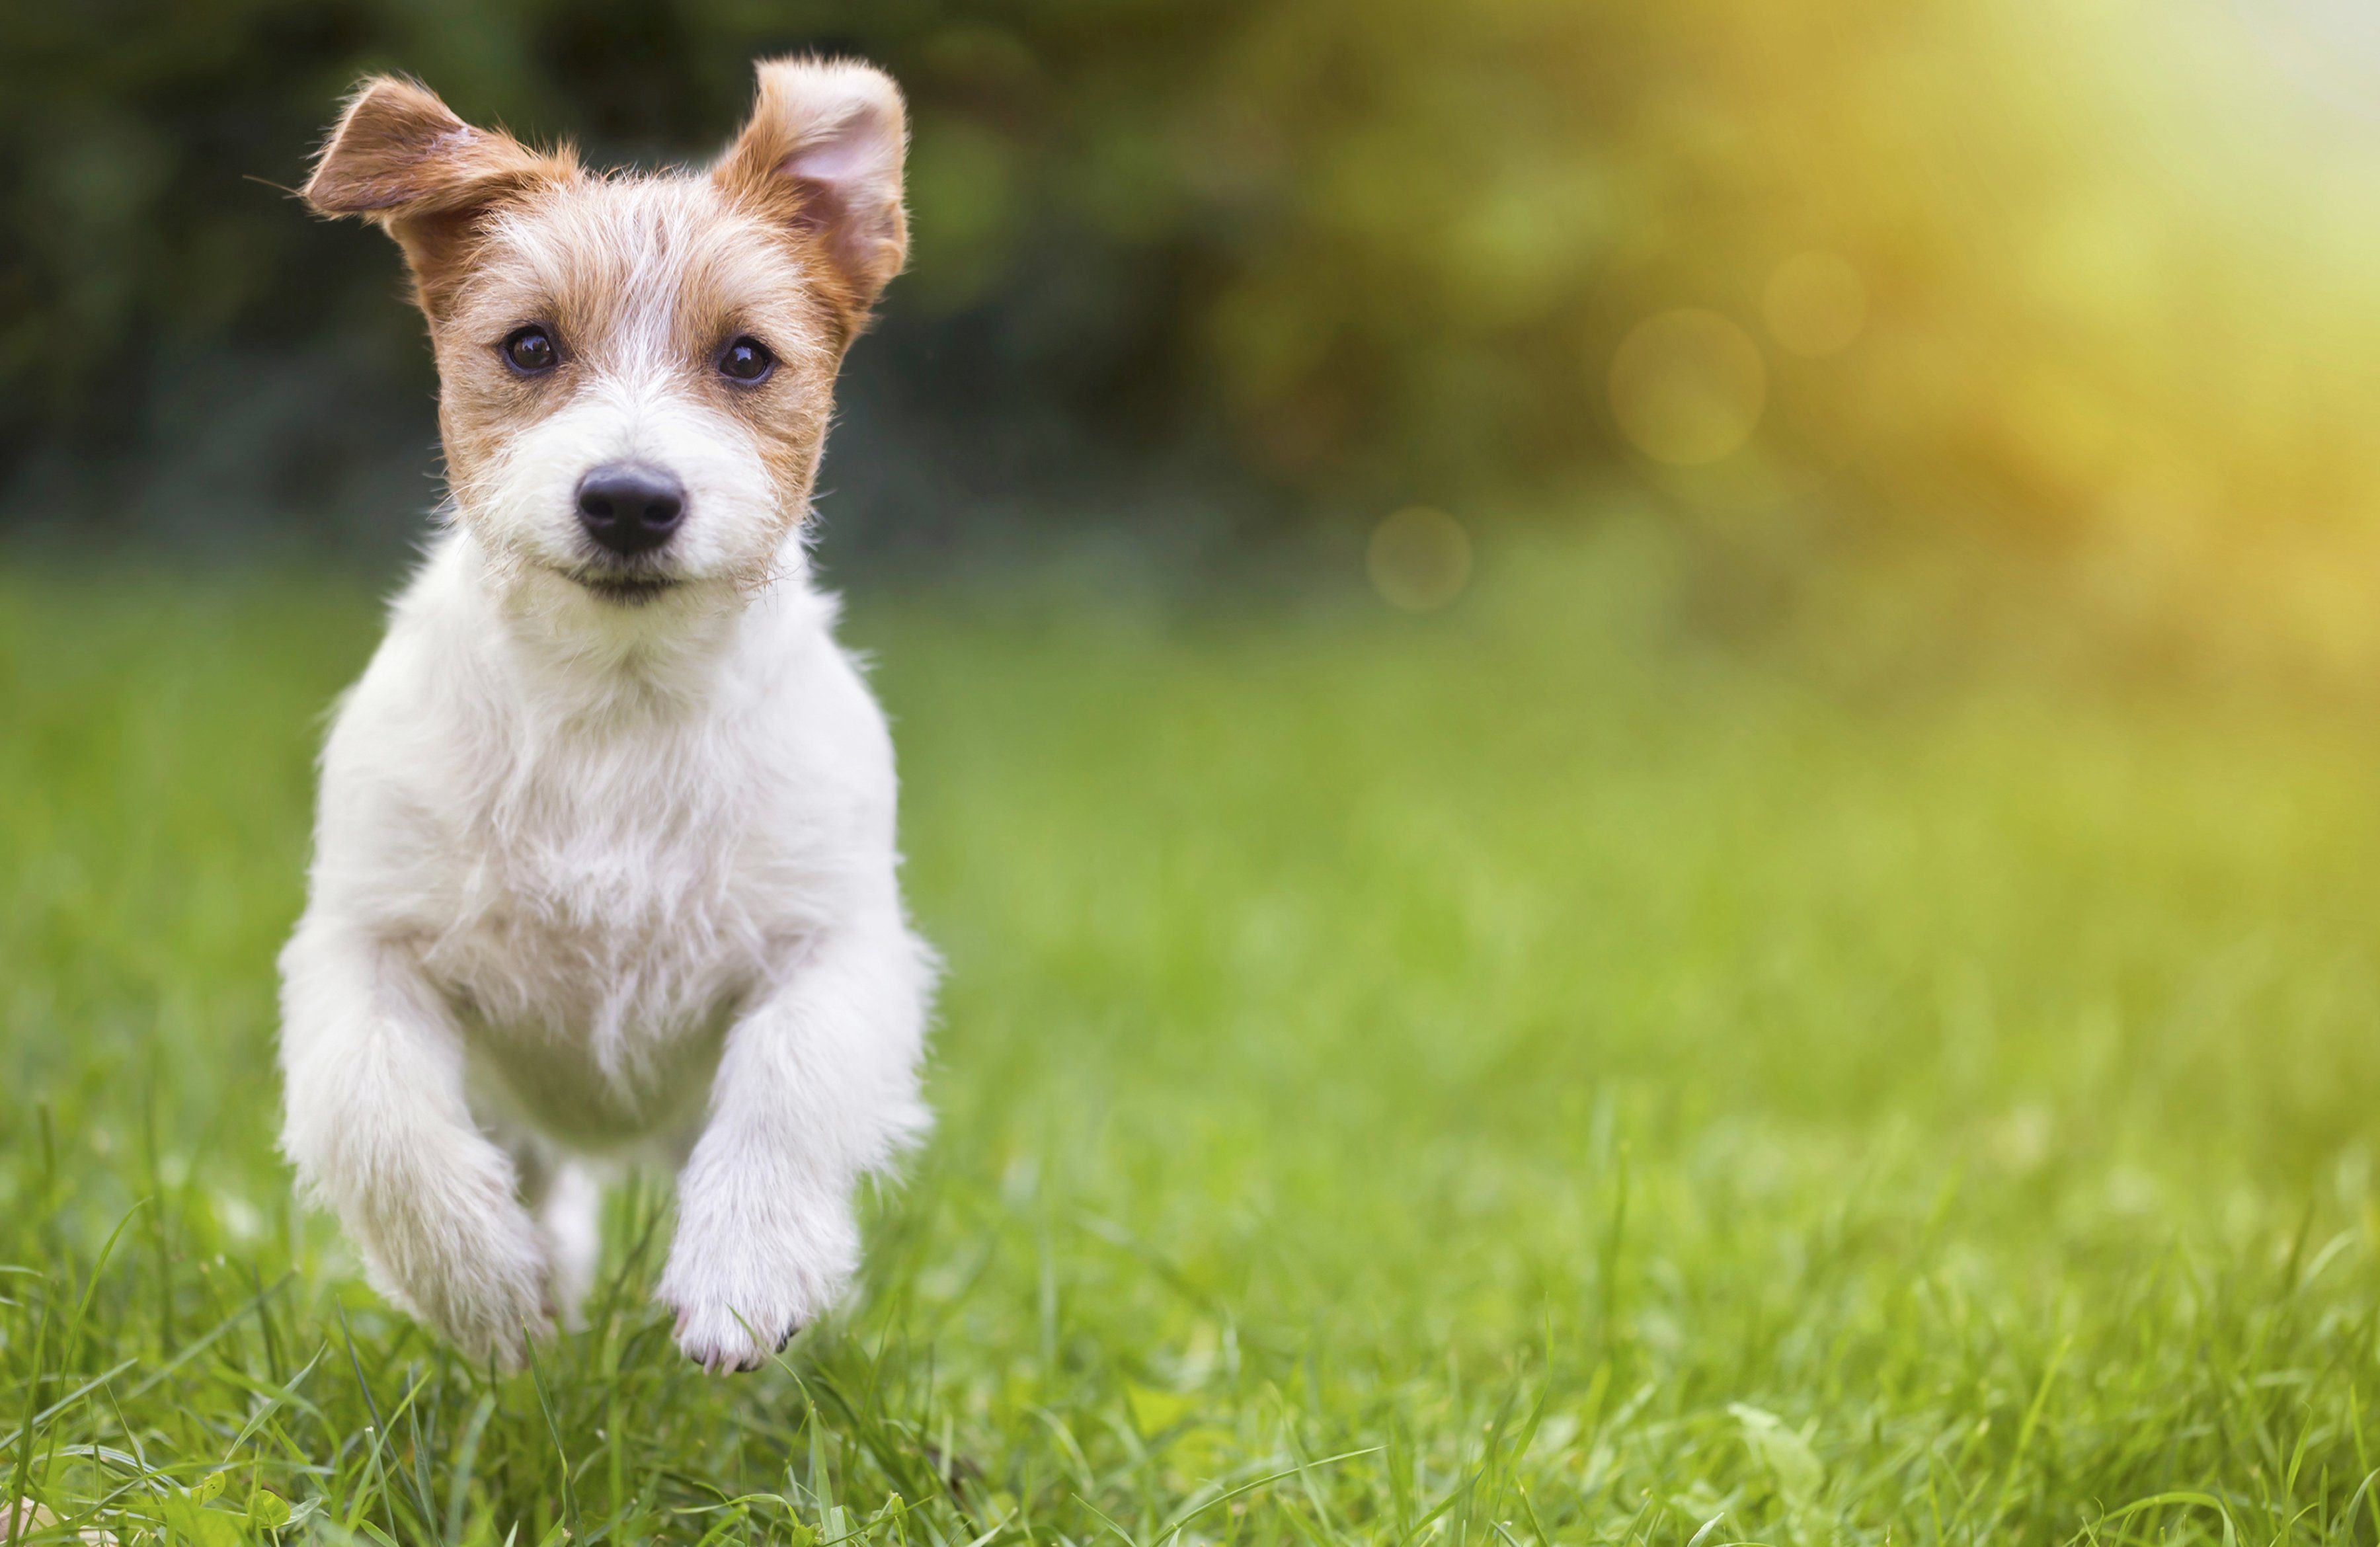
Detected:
[563,567,682,606]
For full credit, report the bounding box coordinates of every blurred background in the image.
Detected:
[17,9,2380,1529]
[7,0,2380,675]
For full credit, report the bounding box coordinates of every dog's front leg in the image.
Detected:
[659,915,931,1372]
[278,925,551,1365]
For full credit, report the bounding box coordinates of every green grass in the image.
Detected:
[6,536,2380,1546]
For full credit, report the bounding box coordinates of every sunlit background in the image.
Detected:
[17,5,2380,1536]
[5,0,2380,671]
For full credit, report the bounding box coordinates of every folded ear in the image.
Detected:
[302,76,576,316]
[713,58,909,329]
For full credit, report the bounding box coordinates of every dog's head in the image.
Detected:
[303,60,906,608]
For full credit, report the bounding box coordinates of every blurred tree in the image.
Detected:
[5,0,2380,598]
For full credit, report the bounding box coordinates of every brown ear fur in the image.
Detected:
[712,58,909,335]
[303,76,578,317]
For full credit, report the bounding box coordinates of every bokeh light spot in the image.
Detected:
[1607,309,1767,465]
[1367,507,1473,612]
[1764,252,1868,356]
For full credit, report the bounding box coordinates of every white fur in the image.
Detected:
[278,515,935,1371]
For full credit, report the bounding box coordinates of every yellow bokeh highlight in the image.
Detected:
[1368,507,1473,612]
[1607,310,1768,466]
[1764,253,1868,357]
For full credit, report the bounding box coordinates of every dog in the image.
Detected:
[276,58,935,1373]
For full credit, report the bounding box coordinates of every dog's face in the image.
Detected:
[303,61,907,609]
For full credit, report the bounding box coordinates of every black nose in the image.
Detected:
[576,464,685,556]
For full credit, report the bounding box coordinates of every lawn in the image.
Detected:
[5,534,2380,1546]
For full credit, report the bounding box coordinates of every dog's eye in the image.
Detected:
[717,336,775,384]
[501,325,559,376]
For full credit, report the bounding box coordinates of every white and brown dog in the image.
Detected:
[276,60,934,1372]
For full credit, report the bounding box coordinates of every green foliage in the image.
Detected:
[12,0,2380,582]
[6,541,2380,1540]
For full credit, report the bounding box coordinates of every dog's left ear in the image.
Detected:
[714,57,909,330]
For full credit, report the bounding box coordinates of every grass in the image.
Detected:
[5,531,2380,1546]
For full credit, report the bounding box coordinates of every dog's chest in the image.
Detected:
[418,727,803,1134]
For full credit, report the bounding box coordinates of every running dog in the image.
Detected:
[277,58,934,1372]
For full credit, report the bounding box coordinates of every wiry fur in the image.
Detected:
[278,59,933,1372]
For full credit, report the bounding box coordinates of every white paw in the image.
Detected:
[666,1293,801,1374]
[657,1196,855,1374]
[351,1170,553,1368]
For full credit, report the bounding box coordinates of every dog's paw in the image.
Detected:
[354,1176,553,1370]
[666,1295,802,1374]
[656,1195,855,1374]
[435,1258,553,1372]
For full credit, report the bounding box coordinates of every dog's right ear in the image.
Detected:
[303,77,575,317]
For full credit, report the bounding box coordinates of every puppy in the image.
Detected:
[276,60,935,1372]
